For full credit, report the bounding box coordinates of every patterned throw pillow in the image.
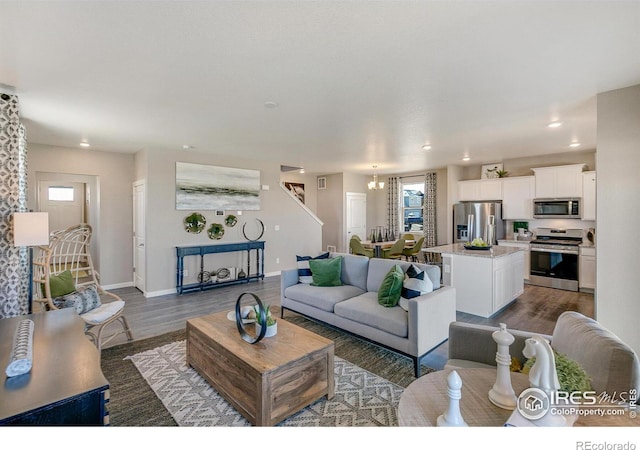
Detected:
[401,264,434,300]
[296,252,330,284]
[53,284,102,315]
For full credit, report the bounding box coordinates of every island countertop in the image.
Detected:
[423,243,524,258]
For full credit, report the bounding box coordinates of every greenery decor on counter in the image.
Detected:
[496,169,509,178]
[513,221,529,232]
[522,352,592,394]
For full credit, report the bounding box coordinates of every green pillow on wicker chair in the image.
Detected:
[44,270,76,298]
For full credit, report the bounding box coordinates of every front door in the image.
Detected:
[38,181,86,233]
[345,192,367,252]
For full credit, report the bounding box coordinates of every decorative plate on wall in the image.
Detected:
[225,214,238,227]
[207,223,225,240]
[184,212,206,234]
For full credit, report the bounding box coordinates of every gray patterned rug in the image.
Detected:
[126,340,404,426]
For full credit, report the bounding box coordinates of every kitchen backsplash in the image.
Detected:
[505,218,596,241]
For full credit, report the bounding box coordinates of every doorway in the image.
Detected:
[133,180,146,294]
[38,181,86,233]
[345,192,367,251]
[36,172,100,274]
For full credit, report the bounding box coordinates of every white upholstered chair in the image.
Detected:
[32,223,133,352]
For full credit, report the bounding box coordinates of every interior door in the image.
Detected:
[345,192,367,252]
[133,180,146,293]
[38,181,85,233]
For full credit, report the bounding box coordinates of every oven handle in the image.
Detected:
[530,247,579,255]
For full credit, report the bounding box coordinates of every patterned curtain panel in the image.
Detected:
[423,172,437,248]
[386,176,400,237]
[0,93,29,318]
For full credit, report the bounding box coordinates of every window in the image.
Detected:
[48,186,74,201]
[402,182,424,233]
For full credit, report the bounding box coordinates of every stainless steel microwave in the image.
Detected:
[533,198,581,219]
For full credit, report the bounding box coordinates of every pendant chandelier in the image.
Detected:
[368,165,385,190]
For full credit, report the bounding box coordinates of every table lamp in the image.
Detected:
[13,212,50,314]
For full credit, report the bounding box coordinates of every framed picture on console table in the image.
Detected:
[176,162,261,210]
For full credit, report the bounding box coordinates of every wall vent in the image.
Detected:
[317,177,327,190]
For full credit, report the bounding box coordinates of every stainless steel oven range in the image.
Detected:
[529,228,582,291]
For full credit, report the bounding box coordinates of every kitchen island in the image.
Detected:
[423,243,525,318]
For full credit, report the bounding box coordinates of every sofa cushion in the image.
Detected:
[296,252,330,284]
[335,292,408,338]
[309,256,343,287]
[284,283,366,312]
[402,264,434,299]
[378,264,404,307]
[332,253,369,291]
[367,258,441,292]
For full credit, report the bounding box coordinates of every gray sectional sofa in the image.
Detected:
[280,252,456,376]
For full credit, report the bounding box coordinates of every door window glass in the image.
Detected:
[48,186,74,201]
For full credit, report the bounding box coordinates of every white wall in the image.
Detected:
[596,84,640,355]
[28,144,135,287]
[140,148,322,296]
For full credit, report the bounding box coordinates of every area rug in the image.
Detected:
[125,340,404,426]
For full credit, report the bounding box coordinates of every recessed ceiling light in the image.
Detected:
[422,144,432,150]
[462,156,470,162]
[547,121,563,128]
[182,145,195,150]
[79,142,90,148]
[264,101,278,109]
[569,142,581,148]
[299,168,305,174]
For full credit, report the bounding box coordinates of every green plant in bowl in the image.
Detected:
[253,303,276,327]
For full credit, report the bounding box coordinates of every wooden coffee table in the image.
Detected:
[186,310,335,426]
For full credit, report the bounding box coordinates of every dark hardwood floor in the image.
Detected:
[103,277,594,371]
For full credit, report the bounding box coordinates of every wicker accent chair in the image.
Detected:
[32,223,133,352]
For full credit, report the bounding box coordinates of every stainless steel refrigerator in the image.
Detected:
[453,201,504,244]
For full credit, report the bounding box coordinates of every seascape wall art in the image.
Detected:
[176,162,261,211]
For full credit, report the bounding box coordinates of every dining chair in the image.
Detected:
[381,238,406,260]
[401,233,414,241]
[349,236,374,258]
[402,236,425,262]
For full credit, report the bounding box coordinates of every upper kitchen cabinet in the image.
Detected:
[582,171,596,220]
[532,164,586,198]
[502,176,535,219]
[458,179,503,201]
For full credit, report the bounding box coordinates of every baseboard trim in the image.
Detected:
[103,281,134,290]
[145,288,177,298]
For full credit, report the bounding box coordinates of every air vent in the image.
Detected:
[317,177,327,190]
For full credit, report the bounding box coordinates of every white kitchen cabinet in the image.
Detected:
[458,179,503,201]
[442,246,524,318]
[532,164,586,198]
[579,246,596,291]
[582,171,596,220]
[498,240,530,281]
[502,176,535,219]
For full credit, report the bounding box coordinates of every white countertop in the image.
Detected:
[423,243,524,258]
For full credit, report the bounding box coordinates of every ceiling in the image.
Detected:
[1,1,639,176]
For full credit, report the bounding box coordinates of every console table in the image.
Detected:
[0,309,110,426]
[176,241,265,294]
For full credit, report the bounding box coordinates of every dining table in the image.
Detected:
[360,239,414,258]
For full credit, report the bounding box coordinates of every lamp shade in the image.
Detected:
[13,212,50,246]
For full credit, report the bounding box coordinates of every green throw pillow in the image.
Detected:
[47,270,76,298]
[378,265,404,307]
[309,257,343,287]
